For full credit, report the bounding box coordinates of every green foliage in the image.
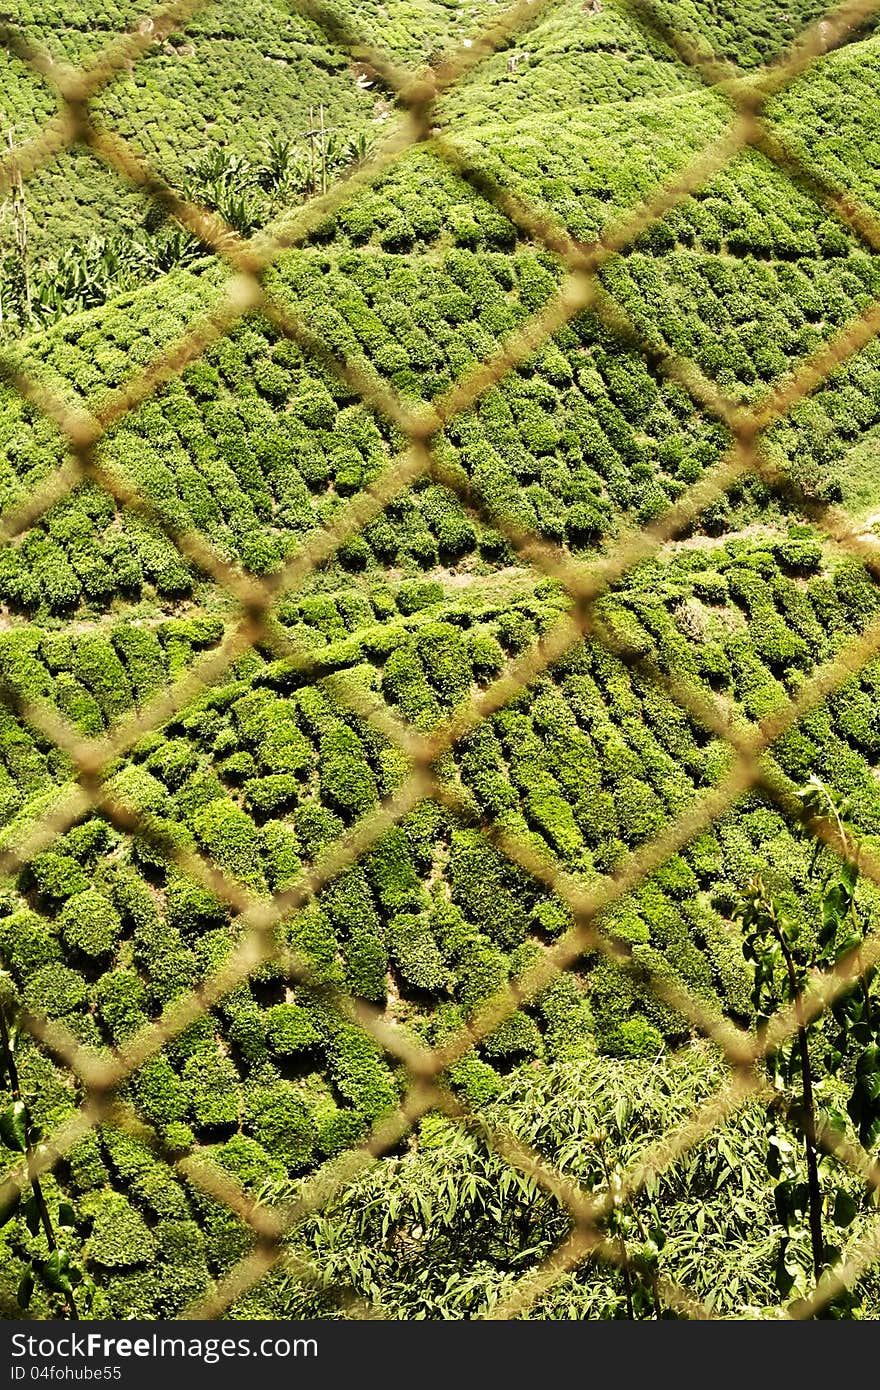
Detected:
[58,891,121,959]
[342,927,388,1003]
[192,799,266,892]
[0,910,61,980]
[8,0,880,1321]
[84,1192,156,1270]
[449,832,533,949]
[27,853,88,904]
[365,829,426,914]
[245,1083,317,1170]
[93,970,147,1042]
[265,1004,322,1057]
[23,964,87,1018]
[133,1057,189,1131]
[389,914,448,992]
[183,1048,241,1131]
[326,1024,398,1121]
[734,779,880,1295]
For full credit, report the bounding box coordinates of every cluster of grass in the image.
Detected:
[270,1041,880,1318]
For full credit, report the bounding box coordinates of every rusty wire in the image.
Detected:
[3,0,880,1323]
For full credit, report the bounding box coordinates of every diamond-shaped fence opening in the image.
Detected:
[3,0,880,1323]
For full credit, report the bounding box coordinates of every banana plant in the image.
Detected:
[796,776,880,1151]
[257,135,296,192]
[1,125,374,337]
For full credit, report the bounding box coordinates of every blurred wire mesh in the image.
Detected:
[1,0,880,1322]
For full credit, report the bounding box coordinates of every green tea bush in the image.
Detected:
[133,1057,190,1131]
[325,1024,398,1121]
[265,1004,322,1057]
[85,1192,156,1271]
[0,908,61,979]
[26,852,88,904]
[243,774,302,817]
[449,832,534,948]
[93,970,147,1042]
[342,927,389,1003]
[183,1048,241,1130]
[389,913,448,992]
[365,829,427,915]
[245,1083,317,1170]
[23,962,88,1017]
[58,890,122,959]
[192,800,266,891]
[8,7,880,1317]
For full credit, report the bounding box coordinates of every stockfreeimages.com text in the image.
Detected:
[11,1336,316,1365]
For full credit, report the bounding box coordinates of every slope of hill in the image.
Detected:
[7,0,873,325]
[4,0,880,1323]
[1,534,880,1314]
[4,31,880,623]
[1,0,376,280]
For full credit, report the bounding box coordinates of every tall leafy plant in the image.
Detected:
[590,1125,664,1318]
[734,776,880,1301]
[0,975,93,1318]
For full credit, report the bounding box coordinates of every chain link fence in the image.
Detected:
[2,0,880,1322]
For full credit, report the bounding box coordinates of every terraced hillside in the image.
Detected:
[6,33,880,619]
[2,533,880,1314]
[4,0,880,1322]
[4,0,875,326]
[5,2,369,258]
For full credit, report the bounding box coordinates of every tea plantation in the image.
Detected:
[3,0,880,1319]
[2,3,359,261]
